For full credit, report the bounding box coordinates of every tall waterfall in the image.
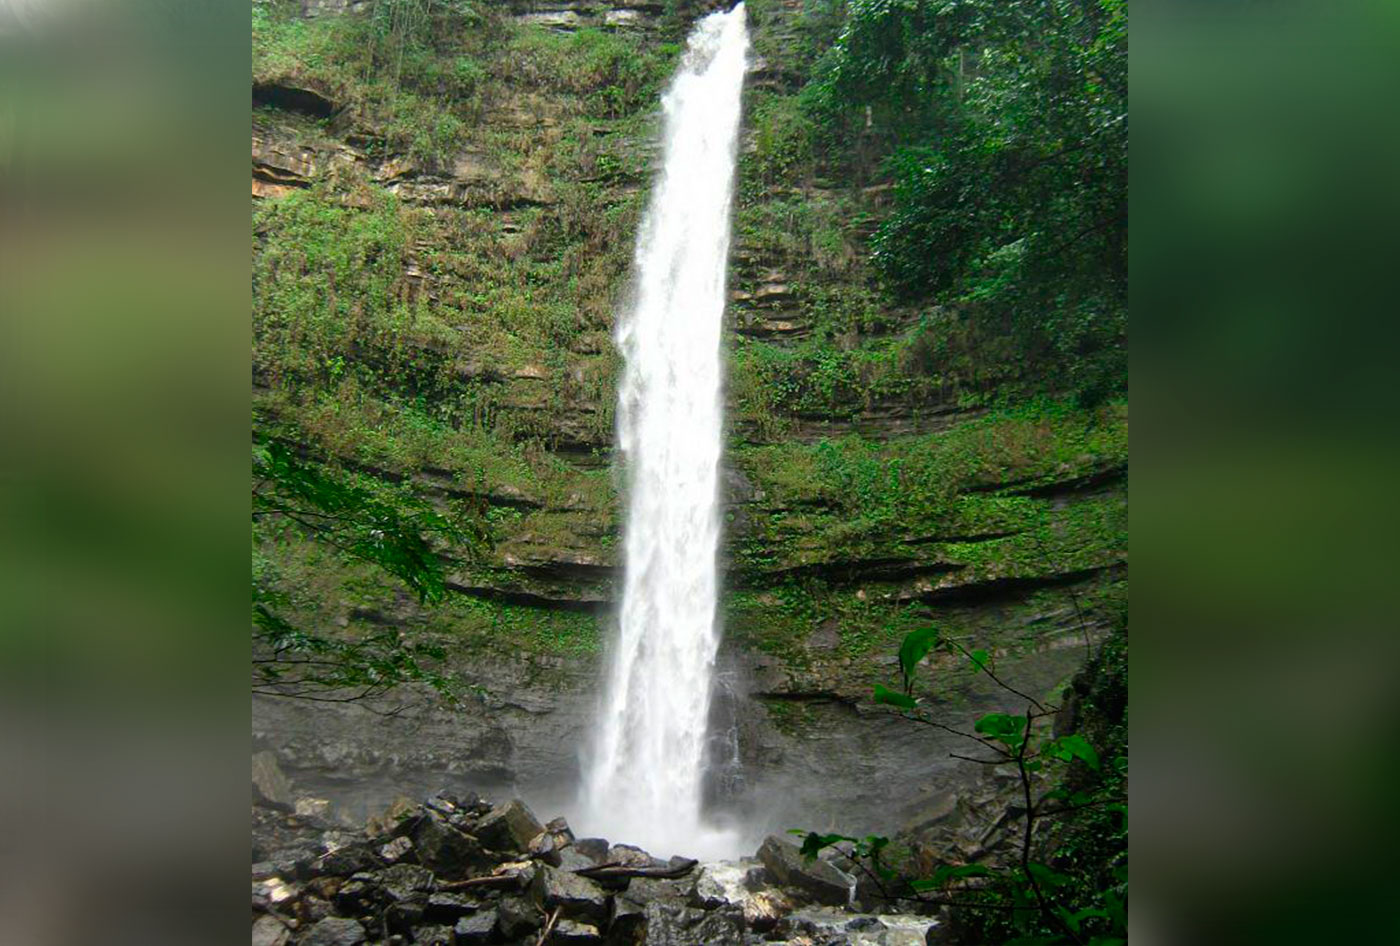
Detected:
[580,4,749,860]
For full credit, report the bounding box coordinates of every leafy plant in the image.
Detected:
[252,438,490,708]
[805,624,1128,944]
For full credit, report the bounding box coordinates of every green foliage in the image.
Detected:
[802,0,1127,403]
[827,622,1129,944]
[252,437,488,704]
[897,625,939,691]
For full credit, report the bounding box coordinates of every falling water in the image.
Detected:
[579,4,749,860]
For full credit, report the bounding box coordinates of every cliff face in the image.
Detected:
[251,0,1126,843]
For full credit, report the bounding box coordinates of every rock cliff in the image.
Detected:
[251,0,1126,849]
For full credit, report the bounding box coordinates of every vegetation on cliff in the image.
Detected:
[251,2,1127,938]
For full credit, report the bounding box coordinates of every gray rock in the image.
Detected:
[252,751,295,810]
[757,835,853,907]
[315,842,377,877]
[300,917,365,946]
[573,838,609,862]
[555,846,597,873]
[642,901,744,946]
[378,835,413,864]
[687,866,730,910]
[609,894,647,941]
[547,918,601,944]
[377,863,435,901]
[412,815,491,879]
[532,864,612,926]
[424,891,478,921]
[385,900,424,934]
[476,799,544,854]
[743,865,775,890]
[251,915,289,946]
[414,925,452,946]
[452,908,497,943]
[606,844,665,869]
[497,895,541,938]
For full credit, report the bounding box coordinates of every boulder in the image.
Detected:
[642,901,744,946]
[743,888,793,932]
[376,863,436,902]
[452,908,497,944]
[251,915,289,946]
[497,895,542,938]
[252,751,295,811]
[757,835,853,907]
[532,865,612,926]
[573,838,609,862]
[315,842,377,877]
[378,835,413,864]
[300,917,365,946]
[423,891,478,921]
[411,814,492,878]
[475,799,544,854]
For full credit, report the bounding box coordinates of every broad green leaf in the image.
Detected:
[1027,862,1070,888]
[897,626,940,687]
[874,684,917,709]
[1056,733,1101,770]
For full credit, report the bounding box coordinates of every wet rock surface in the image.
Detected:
[252,791,936,945]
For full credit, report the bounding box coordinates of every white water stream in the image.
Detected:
[578,4,749,860]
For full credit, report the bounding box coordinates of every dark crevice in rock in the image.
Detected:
[444,580,607,614]
[916,563,1126,605]
[254,81,336,118]
[965,464,1127,499]
[754,690,856,706]
[903,529,1021,546]
[515,562,618,582]
[752,558,965,585]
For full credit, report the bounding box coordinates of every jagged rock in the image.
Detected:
[573,838,609,862]
[331,876,379,914]
[378,835,413,864]
[556,846,598,874]
[497,895,542,938]
[366,797,420,838]
[606,844,666,869]
[412,814,491,878]
[254,876,298,909]
[642,901,745,946]
[532,865,612,926]
[253,751,295,811]
[548,918,602,944]
[476,799,545,854]
[300,916,365,946]
[452,908,497,943]
[610,894,647,941]
[316,842,377,877]
[385,900,425,934]
[744,888,794,932]
[414,925,453,946]
[377,863,436,901]
[619,876,689,906]
[424,891,478,921]
[251,914,290,946]
[688,865,732,910]
[757,835,853,907]
[743,865,775,890]
[296,894,331,924]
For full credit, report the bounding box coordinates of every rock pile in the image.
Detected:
[253,790,936,945]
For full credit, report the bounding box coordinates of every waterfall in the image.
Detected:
[579,4,749,860]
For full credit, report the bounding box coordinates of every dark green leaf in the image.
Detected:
[874,684,918,710]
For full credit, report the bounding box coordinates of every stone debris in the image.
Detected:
[252,791,937,945]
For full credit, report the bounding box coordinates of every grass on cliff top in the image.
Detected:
[254,1,678,168]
